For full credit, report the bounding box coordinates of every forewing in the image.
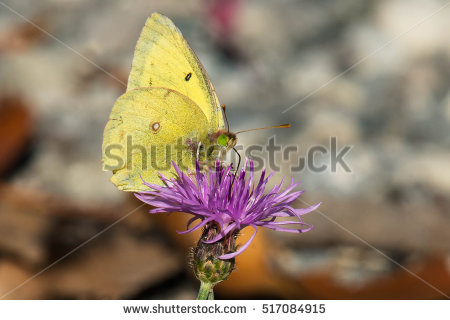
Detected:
[127,13,224,131]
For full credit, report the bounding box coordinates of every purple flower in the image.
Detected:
[135,160,321,259]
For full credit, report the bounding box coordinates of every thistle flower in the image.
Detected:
[135,160,321,260]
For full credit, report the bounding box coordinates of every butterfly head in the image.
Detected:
[214,129,237,151]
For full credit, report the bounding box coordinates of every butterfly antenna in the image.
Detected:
[221,104,230,133]
[235,124,291,135]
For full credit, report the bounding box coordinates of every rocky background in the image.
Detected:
[0,0,449,299]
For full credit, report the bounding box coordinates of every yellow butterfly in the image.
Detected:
[102,13,237,192]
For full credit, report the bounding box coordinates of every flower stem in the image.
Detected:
[197,281,214,300]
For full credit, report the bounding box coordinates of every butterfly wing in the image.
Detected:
[102,87,210,191]
[127,13,224,131]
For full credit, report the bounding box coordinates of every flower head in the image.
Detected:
[136,160,320,259]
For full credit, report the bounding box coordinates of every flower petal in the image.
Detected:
[177,217,214,235]
[218,225,258,259]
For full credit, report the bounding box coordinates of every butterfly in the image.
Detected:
[102,13,237,192]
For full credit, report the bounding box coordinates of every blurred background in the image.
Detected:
[1,0,450,299]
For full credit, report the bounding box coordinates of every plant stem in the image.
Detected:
[207,288,214,300]
[197,281,214,300]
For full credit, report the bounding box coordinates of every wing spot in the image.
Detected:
[151,122,161,133]
[185,72,192,81]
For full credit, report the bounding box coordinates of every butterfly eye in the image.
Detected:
[217,134,228,147]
